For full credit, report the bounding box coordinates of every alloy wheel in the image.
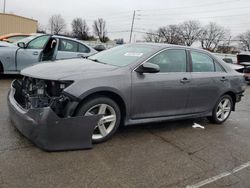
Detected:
[85,104,117,140]
[216,98,232,122]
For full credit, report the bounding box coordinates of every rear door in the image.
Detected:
[131,48,191,119]
[56,39,91,59]
[187,50,228,113]
[16,35,50,71]
[78,43,91,57]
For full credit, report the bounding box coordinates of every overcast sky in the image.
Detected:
[1,0,250,42]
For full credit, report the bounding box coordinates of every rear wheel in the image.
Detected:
[208,95,233,124]
[76,96,121,143]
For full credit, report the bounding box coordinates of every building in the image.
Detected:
[0,13,37,35]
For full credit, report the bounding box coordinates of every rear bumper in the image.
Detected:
[7,80,101,151]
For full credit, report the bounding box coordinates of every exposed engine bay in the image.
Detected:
[14,77,74,117]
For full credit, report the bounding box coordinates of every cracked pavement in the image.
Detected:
[1,76,250,188]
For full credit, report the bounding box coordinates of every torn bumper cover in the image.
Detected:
[7,80,102,151]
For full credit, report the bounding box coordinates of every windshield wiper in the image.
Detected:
[88,58,107,64]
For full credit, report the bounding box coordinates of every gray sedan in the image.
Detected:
[0,34,97,74]
[8,43,246,150]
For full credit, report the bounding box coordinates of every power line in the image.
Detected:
[138,6,250,17]
[133,30,243,42]
[137,0,239,12]
[107,30,130,33]
[138,13,250,21]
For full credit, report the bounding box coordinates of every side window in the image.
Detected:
[191,51,215,72]
[215,62,225,72]
[58,39,78,52]
[147,49,187,73]
[27,36,50,49]
[78,43,90,53]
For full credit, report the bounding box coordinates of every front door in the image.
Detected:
[16,35,50,71]
[131,49,191,119]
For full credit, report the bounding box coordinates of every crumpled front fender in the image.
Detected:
[8,80,102,151]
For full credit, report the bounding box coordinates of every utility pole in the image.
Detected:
[129,10,135,43]
[3,0,6,13]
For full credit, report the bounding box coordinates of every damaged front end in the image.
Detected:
[15,77,75,117]
[7,78,102,151]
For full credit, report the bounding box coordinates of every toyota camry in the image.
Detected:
[8,43,246,150]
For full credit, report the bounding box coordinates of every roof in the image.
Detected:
[130,42,210,53]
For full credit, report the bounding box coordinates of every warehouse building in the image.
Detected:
[0,13,37,35]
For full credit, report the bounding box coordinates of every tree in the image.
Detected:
[238,31,250,51]
[93,18,109,42]
[144,30,161,43]
[71,18,89,40]
[157,25,184,45]
[200,22,228,52]
[37,23,46,34]
[48,14,66,34]
[179,20,202,46]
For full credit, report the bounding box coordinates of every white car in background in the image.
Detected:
[0,34,97,74]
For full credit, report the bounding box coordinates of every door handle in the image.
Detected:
[33,51,39,55]
[180,77,190,84]
[220,76,228,82]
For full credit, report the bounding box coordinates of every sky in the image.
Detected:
[1,0,250,42]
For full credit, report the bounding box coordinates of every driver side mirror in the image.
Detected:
[135,62,160,73]
[17,42,26,48]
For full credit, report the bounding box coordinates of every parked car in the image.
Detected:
[222,58,234,64]
[0,33,31,43]
[236,53,250,81]
[215,55,249,82]
[0,34,97,74]
[0,41,16,47]
[8,43,246,150]
[237,53,250,66]
[94,44,106,52]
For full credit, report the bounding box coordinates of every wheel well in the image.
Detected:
[223,91,236,111]
[74,91,127,120]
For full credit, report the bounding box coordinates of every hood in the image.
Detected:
[21,58,118,80]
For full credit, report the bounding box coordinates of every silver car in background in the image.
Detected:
[0,34,97,74]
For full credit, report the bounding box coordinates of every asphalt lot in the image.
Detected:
[1,76,250,188]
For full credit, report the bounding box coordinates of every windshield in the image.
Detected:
[14,35,44,45]
[88,45,155,67]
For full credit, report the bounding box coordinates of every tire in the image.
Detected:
[76,96,121,143]
[0,62,3,73]
[208,95,233,124]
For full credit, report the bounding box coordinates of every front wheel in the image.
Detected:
[76,96,121,143]
[208,95,233,124]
